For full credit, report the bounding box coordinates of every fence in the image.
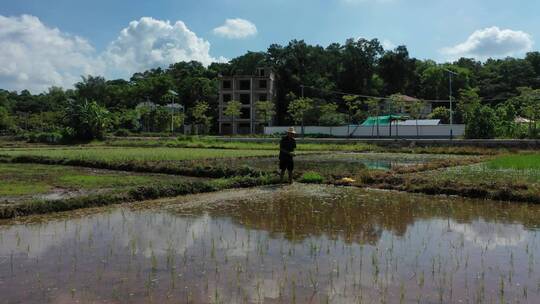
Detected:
[264,124,465,138]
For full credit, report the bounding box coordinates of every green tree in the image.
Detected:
[287,97,314,136]
[75,76,107,105]
[343,95,363,136]
[254,100,276,127]
[378,46,417,95]
[192,101,212,135]
[365,98,381,137]
[456,88,481,124]
[64,99,110,140]
[319,102,345,126]
[223,100,242,135]
[428,107,450,124]
[0,106,14,132]
[407,99,427,137]
[464,105,496,139]
[494,102,517,138]
[511,87,540,138]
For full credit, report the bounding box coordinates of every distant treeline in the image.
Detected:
[1,38,539,139]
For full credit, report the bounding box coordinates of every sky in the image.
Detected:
[1,0,538,92]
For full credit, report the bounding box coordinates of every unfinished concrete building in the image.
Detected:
[218,67,276,134]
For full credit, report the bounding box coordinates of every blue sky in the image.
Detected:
[1,0,538,92]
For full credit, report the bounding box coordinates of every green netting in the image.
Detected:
[361,115,407,126]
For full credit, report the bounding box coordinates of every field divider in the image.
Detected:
[0,154,275,179]
[0,175,282,219]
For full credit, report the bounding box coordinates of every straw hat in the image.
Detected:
[287,127,297,134]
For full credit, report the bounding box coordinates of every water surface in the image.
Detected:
[1,185,539,303]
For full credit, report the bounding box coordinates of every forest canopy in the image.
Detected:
[1,38,539,139]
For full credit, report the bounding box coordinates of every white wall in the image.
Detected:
[264,125,465,138]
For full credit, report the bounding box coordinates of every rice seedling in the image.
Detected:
[1,184,540,303]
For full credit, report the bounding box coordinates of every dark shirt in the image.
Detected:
[279,136,296,160]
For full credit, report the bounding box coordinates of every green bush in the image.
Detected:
[27,132,64,144]
[300,171,324,183]
[114,129,130,137]
[465,105,496,139]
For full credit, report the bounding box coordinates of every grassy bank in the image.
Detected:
[99,137,378,152]
[2,154,265,178]
[354,156,540,203]
[0,147,278,162]
[0,175,280,219]
[0,163,205,200]
[100,137,512,155]
[487,153,540,170]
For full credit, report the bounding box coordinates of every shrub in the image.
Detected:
[300,171,324,183]
[465,105,496,139]
[27,131,63,144]
[114,129,130,137]
[64,99,110,140]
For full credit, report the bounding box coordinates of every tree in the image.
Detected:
[526,51,540,75]
[343,95,362,136]
[455,89,496,138]
[378,46,417,95]
[387,94,408,137]
[287,97,314,136]
[456,88,482,125]
[75,76,107,105]
[464,105,496,139]
[319,102,345,126]
[495,102,517,138]
[64,99,110,140]
[223,100,242,135]
[0,106,14,132]
[510,87,540,138]
[254,100,276,127]
[407,99,427,137]
[428,107,450,124]
[191,101,212,135]
[365,98,381,137]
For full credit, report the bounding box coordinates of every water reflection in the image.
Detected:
[1,185,540,303]
[209,152,454,174]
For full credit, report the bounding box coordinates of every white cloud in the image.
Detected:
[213,18,257,39]
[441,26,534,59]
[381,39,396,50]
[103,17,226,78]
[0,15,104,93]
[0,15,226,92]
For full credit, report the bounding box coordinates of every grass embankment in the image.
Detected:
[487,153,540,170]
[101,136,512,155]
[0,163,203,198]
[357,153,540,203]
[101,137,378,152]
[198,152,477,182]
[0,175,279,219]
[0,147,278,162]
[0,147,281,178]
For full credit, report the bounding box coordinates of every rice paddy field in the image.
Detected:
[2,184,540,303]
[413,153,540,195]
[0,147,279,162]
[488,153,540,170]
[0,163,206,203]
[1,137,539,303]
[184,152,475,178]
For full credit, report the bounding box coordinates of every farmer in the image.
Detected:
[279,127,297,183]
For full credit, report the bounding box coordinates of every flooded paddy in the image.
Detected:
[1,184,540,303]
[207,152,469,175]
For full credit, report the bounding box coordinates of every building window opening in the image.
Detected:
[239,80,251,90]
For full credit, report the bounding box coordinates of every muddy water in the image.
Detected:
[1,185,540,303]
[212,152,462,174]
